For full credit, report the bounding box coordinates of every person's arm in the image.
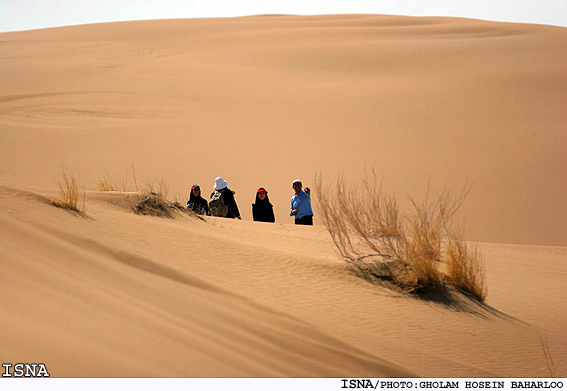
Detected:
[291,193,303,216]
[291,196,299,216]
[227,191,241,219]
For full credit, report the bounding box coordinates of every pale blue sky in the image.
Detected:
[1,0,566,33]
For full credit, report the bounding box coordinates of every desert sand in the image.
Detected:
[0,14,566,377]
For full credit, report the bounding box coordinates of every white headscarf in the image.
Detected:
[214,177,228,191]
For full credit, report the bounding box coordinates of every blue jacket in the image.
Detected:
[290,190,313,219]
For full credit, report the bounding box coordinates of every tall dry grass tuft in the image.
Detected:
[315,172,486,301]
[51,171,86,213]
[143,179,168,198]
[445,232,486,302]
[97,162,139,192]
[97,180,117,192]
[97,169,117,192]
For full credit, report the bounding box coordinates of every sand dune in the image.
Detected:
[1,14,566,245]
[1,15,566,377]
[1,185,565,377]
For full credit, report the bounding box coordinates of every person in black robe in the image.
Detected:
[252,187,275,223]
[186,184,209,215]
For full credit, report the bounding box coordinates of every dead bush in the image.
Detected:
[315,172,486,301]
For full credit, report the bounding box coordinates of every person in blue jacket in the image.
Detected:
[290,179,313,225]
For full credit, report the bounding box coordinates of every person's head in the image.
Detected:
[256,187,268,202]
[191,185,201,197]
[214,177,228,191]
[292,179,302,194]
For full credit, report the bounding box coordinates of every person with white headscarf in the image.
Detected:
[209,177,241,219]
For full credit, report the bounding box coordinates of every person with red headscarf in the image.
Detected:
[186,184,209,215]
[252,187,275,223]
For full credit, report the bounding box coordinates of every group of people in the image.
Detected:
[186,177,313,225]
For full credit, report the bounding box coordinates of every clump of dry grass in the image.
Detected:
[445,232,486,301]
[315,172,486,302]
[51,171,86,213]
[97,162,139,192]
[133,180,199,219]
[134,191,176,217]
[97,181,117,192]
[97,175,117,192]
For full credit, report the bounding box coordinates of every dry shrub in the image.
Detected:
[134,191,176,218]
[51,171,86,213]
[315,172,486,301]
[133,180,199,219]
[133,180,173,217]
